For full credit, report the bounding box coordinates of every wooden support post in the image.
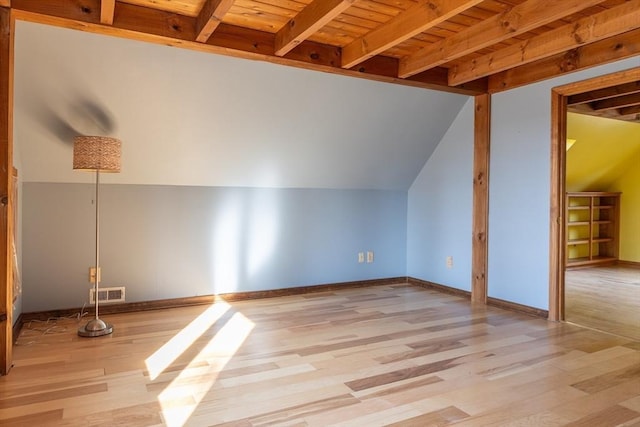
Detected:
[548,90,566,321]
[0,6,14,376]
[472,93,490,304]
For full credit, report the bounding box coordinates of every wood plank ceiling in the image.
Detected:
[4,0,640,100]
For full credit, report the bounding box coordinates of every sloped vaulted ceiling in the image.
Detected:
[566,112,640,191]
[14,21,468,191]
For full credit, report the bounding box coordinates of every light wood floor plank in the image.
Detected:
[0,283,638,426]
[565,265,640,341]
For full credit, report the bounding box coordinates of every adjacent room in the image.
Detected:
[0,1,639,426]
[564,110,640,340]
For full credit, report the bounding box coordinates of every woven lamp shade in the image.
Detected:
[73,136,122,172]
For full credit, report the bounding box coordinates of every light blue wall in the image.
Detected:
[407,99,474,290]
[22,183,407,312]
[15,21,467,191]
[489,58,639,309]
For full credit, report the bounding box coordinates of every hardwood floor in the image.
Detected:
[565,265,640,341]
[1,283,639,426]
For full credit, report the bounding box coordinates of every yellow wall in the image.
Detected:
[567,113,640,263]
[566,113,640,191]
[609,149,640,262]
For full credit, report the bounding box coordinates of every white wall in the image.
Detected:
[407,99,474,289]
[489,58,640,309]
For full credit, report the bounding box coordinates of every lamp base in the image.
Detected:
[78,318,113,337]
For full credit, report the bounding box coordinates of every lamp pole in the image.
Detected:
[73,136,120,336]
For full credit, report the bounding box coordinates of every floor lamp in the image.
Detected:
[73,136,122,337]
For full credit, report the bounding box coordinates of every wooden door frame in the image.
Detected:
[0,6,15,376]
[548,67,640,321]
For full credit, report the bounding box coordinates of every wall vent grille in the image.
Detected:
[89,286,125,304]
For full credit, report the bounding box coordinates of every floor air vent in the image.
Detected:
[90,286,126,304]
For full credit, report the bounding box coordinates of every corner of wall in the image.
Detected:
[406,98,474,291]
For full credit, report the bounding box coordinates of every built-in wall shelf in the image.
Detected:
[566,192,620,268]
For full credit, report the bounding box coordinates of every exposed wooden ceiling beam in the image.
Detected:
[195,0,235,43]
[399,0,608,78]
[591,92,640,111]
[569,99,640,123]
[568,81,640,105]
[619,104,640,117]
[10,0,484,96]
[275,0,356,57]
[449,0,640,86]
[11,0,631,97]
[13,0,101,25]
[488,27,640,93]
[100,0,115,25]
[115,2,195,40]
[341,0,483,69]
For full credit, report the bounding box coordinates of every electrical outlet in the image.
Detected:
[89,267,101,283]
[446,256,453,269]
[358,252,365,263]
[367,251,374,263]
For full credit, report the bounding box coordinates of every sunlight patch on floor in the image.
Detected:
[145,303,231,381]
[157,310,255,427]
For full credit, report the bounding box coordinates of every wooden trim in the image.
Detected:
[472,93,490,304]
[486,296,549,319]
[406,277,471,299]
[19,277,551,334]
[617,260,640,268]
[20,295,217,322]
[0,5,14,376]
[19,277,407,322]
[407,277,547,318]
[216,277,406,302]
[549,67,640,323]
[11,312,20,344]
[566,259,618,270]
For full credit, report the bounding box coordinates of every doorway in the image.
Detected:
[549,67,640,340]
